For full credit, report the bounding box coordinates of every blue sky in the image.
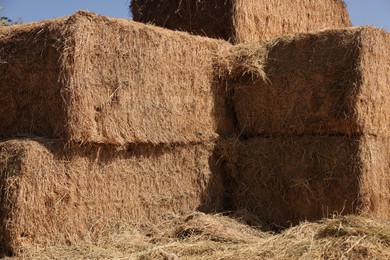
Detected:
[1,0,389,31]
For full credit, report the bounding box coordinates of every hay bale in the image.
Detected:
[222,136,390,227]
[0,19,67,140]
[229,26,390,137]
[0,139,225,254]
[131,0,351,43]
[0,11,234,145]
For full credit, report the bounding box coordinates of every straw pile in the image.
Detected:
[0,11,234,145]
[0,138,226,254]
[221,135,390,228]
[227,26,390,137]
[131,0,351,43]
[7,213,390,259]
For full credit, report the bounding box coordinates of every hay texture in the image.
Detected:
[131,0,351,43]
[0,139,225,254]
[9,214,390,259]
[222,135,390,227]
[228,26,390,137]
[0,11,233,145]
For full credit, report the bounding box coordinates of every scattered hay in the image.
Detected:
[221,135,390,227]
[131,0,351,43]
[0,138,226,254]
[228,26,390,137]
[6,213,390,259]
[174,212,265,244]
[0,11,234,145]
[214,44,268,83]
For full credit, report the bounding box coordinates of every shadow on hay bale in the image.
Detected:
[220,135,390,228]
[131,0,351,43]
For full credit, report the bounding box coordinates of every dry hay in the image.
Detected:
[0,138,226,254]
[131,0,234,42]
[214,43,269,83]
[6,213,390,259]
[220,135,390,228]
[0,11,234,145]
[131,0,351,43]
[227,26,390,137]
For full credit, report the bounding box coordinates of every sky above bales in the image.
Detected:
[1,0,389,31]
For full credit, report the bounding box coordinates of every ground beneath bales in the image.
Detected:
[4,212,390,259]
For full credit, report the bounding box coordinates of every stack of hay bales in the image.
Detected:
[132,0,390,227]
[1,0,389,256]
[131,0,351,43]
[0,11,234,253]
[220,26,390,227]
[130,0,390,228]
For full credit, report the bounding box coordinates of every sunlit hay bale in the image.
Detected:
[0,11,234,145]
[222,135,390,228]
[0,138,226,254]
[226,26,390,137]
[131,0,351,43]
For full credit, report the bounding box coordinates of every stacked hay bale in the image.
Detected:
[219,26,390,227]
[131,0,351,43]
[0,11,234,253]
[0,11,234,144]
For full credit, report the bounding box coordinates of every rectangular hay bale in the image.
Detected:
[0,11,234,145]
[229,26,390,137]
[223,136,390,227]
[131,0,351,43]
[0,139,225,254]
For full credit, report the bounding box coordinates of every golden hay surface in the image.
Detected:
[0,139,226,254]
[0,11,234,145]
[221,135,390,227]
[131,0,351,43]
[5,213,390,259]
[228,26,390,137]
[232,0,351,43]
